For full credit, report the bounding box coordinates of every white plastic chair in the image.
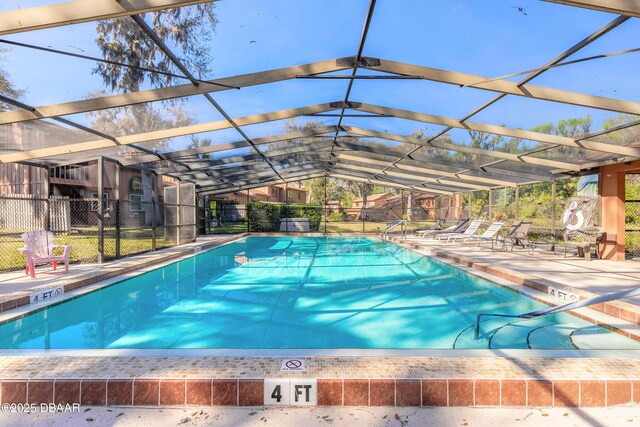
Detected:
[462,222,505,246]
[19,231,71,278]
[435,220,482,242]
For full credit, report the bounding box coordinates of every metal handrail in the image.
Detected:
[474,286,640,340]
[383,219,406,240]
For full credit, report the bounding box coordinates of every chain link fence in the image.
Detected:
[0,194,197,273]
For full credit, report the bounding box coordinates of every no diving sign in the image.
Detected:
[281,358,305,371]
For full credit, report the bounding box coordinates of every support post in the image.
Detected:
[488,189,493,221]
[551,179,557,235]
[151,175,157,251]
[324,176,327,234]
[176,182,181,246]
[43,167,50,231]
[246,189,250,232]
[468,191,472,220]
[97,157,104,263]
[115,163,121,259]
[515,185,520,221]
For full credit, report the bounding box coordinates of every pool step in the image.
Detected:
[570,326,640,350]
[454,317,640,350]
[488,318,550,349]
[525,323,577,349]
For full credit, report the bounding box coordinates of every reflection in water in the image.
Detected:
[1,236,635,350]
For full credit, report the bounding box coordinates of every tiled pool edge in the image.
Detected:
[0,234,638,408]
[0,234,249,315]
[388,236,640,343]
[0,378,637,407]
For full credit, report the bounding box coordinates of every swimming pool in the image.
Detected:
[1,236,638,350]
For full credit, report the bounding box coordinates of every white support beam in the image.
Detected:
[334,140,525,186]
[197,172,326,195]
[123,126,337,166]
[333,161,491,191]
[0,0,215,35]
[344,126,580,171]
[329,171,447,195]
[369,59,640,116]
[542,0,640,17]
[0,104,336,164]
[354,102,640,158]
[0,60,348,126]
[333,155,494,190]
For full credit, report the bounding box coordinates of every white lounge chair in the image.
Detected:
[435,220,482,242]
[19,230,71,279]
[462,222,504,247]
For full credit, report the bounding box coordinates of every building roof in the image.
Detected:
[353,192,393,203]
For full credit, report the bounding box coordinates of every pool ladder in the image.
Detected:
[383,220,407,241]
[474,286,640,340]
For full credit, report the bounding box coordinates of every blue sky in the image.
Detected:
[1,0,638,152]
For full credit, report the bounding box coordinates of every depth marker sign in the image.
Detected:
[281,358,305,371]
[264,378,317,406]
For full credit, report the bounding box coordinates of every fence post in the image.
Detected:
[324,176,327,234]
[44,168,50,231]
[488,189,493,221]
[246,189,250,232]
[115,200,121,259]
[176,182,181,246]
[552,179,557,235]
[151,175,157,251]
[151,199,157,251]
[515,185,519,221]
[97,157,104,263]
[115,163,121,259]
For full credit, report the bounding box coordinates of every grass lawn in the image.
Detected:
[210,221,248,234]
[0,228,175,272]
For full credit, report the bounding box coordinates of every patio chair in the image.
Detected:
[560,226,604,261]
[19,230,71,278]
[435,219,482,242]
[417,218,469,238]
[462,222,505,247]
[498,221,533,251]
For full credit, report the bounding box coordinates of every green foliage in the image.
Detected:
[94,5,217,92]
[327,212,345,222]
[247,202,322,232]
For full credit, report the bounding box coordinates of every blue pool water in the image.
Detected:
[0,236,638,350]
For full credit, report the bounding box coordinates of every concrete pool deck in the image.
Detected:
[0,232,638,408]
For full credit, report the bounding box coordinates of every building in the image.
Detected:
[352,192,395,208]
[216,182,308,204]
[0,121,173,227]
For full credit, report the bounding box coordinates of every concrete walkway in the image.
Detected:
[0,405,636,427]
[398,235,640,306]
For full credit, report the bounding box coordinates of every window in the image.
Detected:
[287,189,293,199]
[271,188,278,197]
[130,176,142,192]
[90,192,110,212]
[298,192,302,200]
[129,194,144,212]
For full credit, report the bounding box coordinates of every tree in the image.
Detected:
[94,5,217,92]
[0,47,25,111]
[600,114,640,146]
